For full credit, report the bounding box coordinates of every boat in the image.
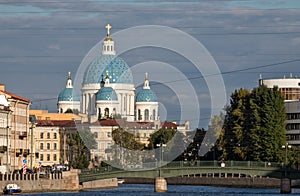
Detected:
[3,183,22,194]
[117,178,125,184]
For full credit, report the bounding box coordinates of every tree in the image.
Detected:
[67,129,97,169]
[148,128,186,162]
[219,85,286,162]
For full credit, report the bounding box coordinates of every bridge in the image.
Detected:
[79,161,300,183]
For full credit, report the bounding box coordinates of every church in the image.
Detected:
[57,24,159,123]
[55,24,190,164]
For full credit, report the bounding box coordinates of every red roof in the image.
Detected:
[37,120,76,127]
[92,119,177,129]
[0,90,30,103]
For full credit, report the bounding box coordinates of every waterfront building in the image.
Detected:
[259,76,300,146]
[0,94,11,167]
[0,84,31,171]
[35,119,76,167]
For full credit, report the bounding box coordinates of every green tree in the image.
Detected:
[220,88,251,160]
[67,130,94,169]
[219,85,286,162]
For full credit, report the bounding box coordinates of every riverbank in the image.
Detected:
[0,170,118,194]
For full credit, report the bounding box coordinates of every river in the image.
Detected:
[22,184,300,195]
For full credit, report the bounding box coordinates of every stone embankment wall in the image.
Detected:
[124,177,284,188]
[0,169,80,193]
[0,169,117,193]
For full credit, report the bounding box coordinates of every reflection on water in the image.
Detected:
[23,184,300,196]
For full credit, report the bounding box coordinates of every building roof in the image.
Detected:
[30,110,84,121]
[83,55,133,85]
[96,86,118,101]
[58,88,80,102]
[37,120,76,127]
[0,90,30,103]
[91,119,178,129]
[136,88,157,102]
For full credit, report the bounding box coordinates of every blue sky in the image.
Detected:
[0,0,299,128]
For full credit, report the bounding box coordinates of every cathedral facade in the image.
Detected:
[58,24,159,122]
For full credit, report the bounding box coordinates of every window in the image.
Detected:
[53,154,57,161]
[47,132,50,139]
[144,109,149,121]
[104,108,109,118]
[106,142,111,149]
[138,109,142,120]
[40,154,43,161]
[47,154,50,161]
[40,133,44,139]
[54,143,57,150]
[54,133,57,139]
[153,109,156,120]
[47,143,50,150]
[107,132,111,138]
[94,132,98,138]
[40,143,44,150]
[144,133,147,138]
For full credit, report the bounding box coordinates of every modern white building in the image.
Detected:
[259,76,300,146]
[259,77,300,101]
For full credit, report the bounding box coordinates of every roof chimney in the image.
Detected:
[0,84,5,91]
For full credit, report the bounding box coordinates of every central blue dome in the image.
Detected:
[136,89,157,102]
[58,88,80,102]
[83,55,133,84]
[96,87,118,101]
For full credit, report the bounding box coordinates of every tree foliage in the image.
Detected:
[67,130,93,169]
[219,85,286,162]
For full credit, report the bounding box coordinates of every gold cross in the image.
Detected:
[105,24,112,35]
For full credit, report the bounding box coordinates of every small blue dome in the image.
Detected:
[136,89,157,102]
[83,55,133,84]
[58,88,80,102]
[96,87,118,101]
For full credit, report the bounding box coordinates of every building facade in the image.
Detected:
[0,84,31,171]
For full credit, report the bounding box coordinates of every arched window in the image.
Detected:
[153,109,156,121]
[138,109,142,120]
[107,45,110,51]
[111,46,113,51]
[104,108,109,118]
[60,108,63,113]
[144,109,149,121]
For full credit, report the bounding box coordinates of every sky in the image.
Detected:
[0,0,300,129]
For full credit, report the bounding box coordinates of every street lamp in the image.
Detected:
[156,143,166,177]
[29,115,37,170]
[282,142,292,177]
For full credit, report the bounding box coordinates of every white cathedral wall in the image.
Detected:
[81,83,101,114]
[57,101,80,114]
[81,83,135,121]
[136,102,159,122]
[96,100,119,119]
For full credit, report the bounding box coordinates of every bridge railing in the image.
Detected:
[80,160,285,175]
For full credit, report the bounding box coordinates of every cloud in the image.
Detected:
[48,44,61,50]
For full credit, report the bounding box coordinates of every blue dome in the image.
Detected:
[83,55,133,84]
[96,87,118,101]
[58,88,80,102]
[136,89,157,102]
